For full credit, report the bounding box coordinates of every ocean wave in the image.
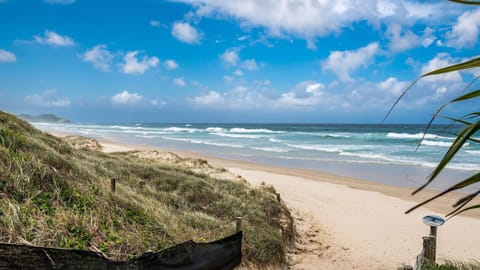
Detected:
[206,127,226,132]
[466,150,480,155]
[420,140,453,147]
[230,128,282,133]
[163,127,199,133]
[286,143,342,153]
[161,136,244,148]
[269,138,282,143]
[386,132,451,140]
[250,147,290,153]
[212,132,267,139]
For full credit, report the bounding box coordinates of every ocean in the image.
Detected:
[34,122,479,191]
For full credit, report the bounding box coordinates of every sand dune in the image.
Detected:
[65,135,480,269]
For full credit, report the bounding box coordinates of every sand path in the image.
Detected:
[229,168,480,269]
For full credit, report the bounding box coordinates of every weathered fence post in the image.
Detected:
[276,193,281,202]
[111,178,116,193]
[236,217,242,232]
[422,236,436,265]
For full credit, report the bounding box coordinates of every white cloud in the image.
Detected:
[151,99,167,106]
[171,22,201,44]
[322,42,379,82]
[0,49,16,62]
[420,53,462,83]
[192,91,225,106]
[243,59,258,71]
[44,0,75,4]
[385,23,436,52]
[278,81,325,107]
[189,76,415,112]
[165,59,179,69]
[81,44,113,72]
[25,89,71,107]
[121,51,159,74]
[220,48,239,66]
[34,30,74,46]
[111,90,143,105]
[233,69,243,76]
[446,8,480,48]
[221,48,260,72]
[173,77,186,87]
[150,20,160,27]
[386,23,427,52]
[177,0,452,48]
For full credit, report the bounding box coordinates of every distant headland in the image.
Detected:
[18,113,71,123]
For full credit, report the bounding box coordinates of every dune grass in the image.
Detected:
[0,110,294,266]
[424,260,480,270]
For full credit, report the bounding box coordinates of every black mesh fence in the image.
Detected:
[0,231,242,270]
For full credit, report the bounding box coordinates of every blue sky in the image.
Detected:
[0,0,479,123]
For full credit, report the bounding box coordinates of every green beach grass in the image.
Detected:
[0,110,294,266]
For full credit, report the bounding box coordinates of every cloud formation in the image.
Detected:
[189,76,415,112]
[81,45,113,71]
[121,51,159,74]
[165,60,179,69]
[34,30,74,46]
[220,48,239,66]
[173,77,186,87]
[177,0,451,48]
[150,20,160,27]
[111,90,143,105]
[25,89,71,107]
[220,48,260,72]
[0,49,16,62]
[322,42,379,82]
[446,8,480,48]
[171,22,201,44]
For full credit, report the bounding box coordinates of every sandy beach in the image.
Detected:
[60,134,480,269]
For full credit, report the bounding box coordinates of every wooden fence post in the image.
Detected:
[422,235,436,266]
[236,217,242,232]
[276,193,281,202]
[111,178,116,193]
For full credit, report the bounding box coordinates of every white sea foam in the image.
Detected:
[466,150,480,155]
[421,140,453,147]
[230,128,282,133]
[286,143,342,153]
[250,147,290,153]
[386,132,451,140]
[161,136,244,148]
[213,132,266,139]
[163,127,199,133]
[269,138,282,143]
[206,127,226,132]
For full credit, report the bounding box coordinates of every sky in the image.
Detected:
[0,0,479,123]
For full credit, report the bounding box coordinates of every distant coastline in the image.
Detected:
[18,113,71,123]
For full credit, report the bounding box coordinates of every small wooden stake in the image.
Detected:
[111,178,116,193]
[276,193,281,202]
[236,217,242,232]
[422,235,436,265]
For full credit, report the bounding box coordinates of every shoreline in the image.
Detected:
[51,131,480,268]
[87,134,480,220]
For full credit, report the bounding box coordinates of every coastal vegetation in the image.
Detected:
[0,110,294,267]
